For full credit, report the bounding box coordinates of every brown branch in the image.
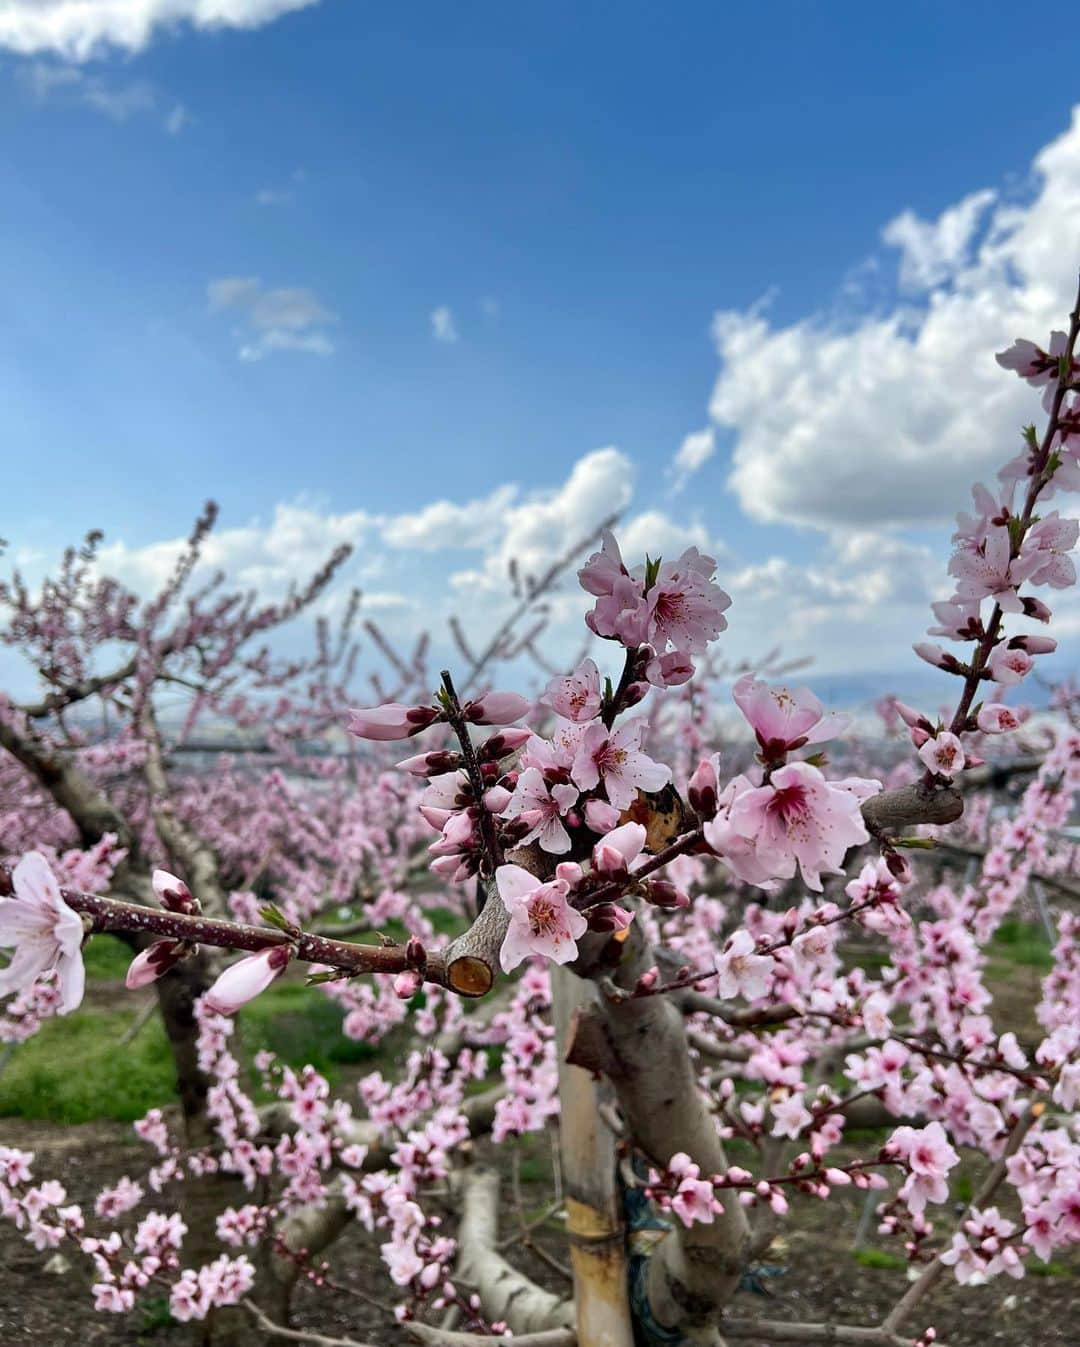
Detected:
[241,1299,379,1347]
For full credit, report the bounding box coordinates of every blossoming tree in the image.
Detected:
[1,289,1080,1347]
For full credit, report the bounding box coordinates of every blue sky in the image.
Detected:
[2,1,1079,700]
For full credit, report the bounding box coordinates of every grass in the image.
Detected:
[987,919,1054,972]
[0,974,393,1125]
[0,1008,177,1124]
[853,1248,908,1271]
[83,933,136,981]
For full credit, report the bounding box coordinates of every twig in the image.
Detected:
[241,1298,379,1347]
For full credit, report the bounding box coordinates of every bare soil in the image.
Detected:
[0,1116,1076,1346]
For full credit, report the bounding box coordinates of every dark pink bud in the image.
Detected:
[1008,634,1057,655]
[643,878,689,909]
[152,869,198,915]
[1020,595,1052,623]
[405,937,426,969]
[635,967,660,995]
[126,939,189,989]
[621,681,650,708]
[393,970,423,1000]
[463,692,530,726]
[687,757,719,819]
[587,903,635,933]
[477,727,532,761]
[396,749,462,777]
[885,851,911,884]
[893,701,932,732]
[346,703,440,741]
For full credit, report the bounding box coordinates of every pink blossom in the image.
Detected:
[204,945,292,1015]
[715,929,773,1002]
[345,703,440,741]
[1022,513,1078,588]
[591,821,647,875]
[496,865,587,972]
[732,674,849,759]
[988,645,1034,685]
[464,691,531,725]
[502,767,578,855]
[578,529,628,597]
[719,761,875,892]
[770,1092,812,1140]
[645,649,694,687]
[644,548,731,654]
[571,718,671,810]
[583,797,621,834]
[918,732,965,778]
[928,597,983,641]
[0,852,85,1015]
[887,1121,960,1214]
[541,660,603,723]
[670,1172,717,1228]
[977,704,1021,734]
[949,526,1038,612]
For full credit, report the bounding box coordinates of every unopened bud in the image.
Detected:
[644,879,689,909]
[152,870,199,915]
[393,969,423,1000]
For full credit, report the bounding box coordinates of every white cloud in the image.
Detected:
[255,187,291,206]
[882,188,996,292]
[0,1,321,60]
[208,276,337,361]
[710,106,1080,533]
[618,511,722,563]
[667,427,715,495]
[382,485,519,552]
[165,102,191,134]
[19,59,156,120]
[430,306,459,344]
[96,501,372,599]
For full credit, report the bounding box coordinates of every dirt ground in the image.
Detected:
[0,1114,1076,1347]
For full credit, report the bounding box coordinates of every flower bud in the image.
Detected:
[152,870,198,915]
[477,728,532,761]
[125,939,190,989]
[687,757,719,819]
[396,750,462,777]
[583,798,621,834]
[393,970,424,1000]
[346,703,440,741]
[587,903,635,933]
[643,878,689,909]
[463,692,530,726]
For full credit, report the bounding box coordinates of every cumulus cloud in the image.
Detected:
[207,276,337,361]
[97,501,373,599]
[430,306,459,344]
[382,486,519,552]
[711,106,1080,533]
[667,427,716,495]
[0,1,320,60]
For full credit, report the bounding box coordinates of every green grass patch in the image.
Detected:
[988,920,1054,971]
[83,933,135,981]
[1026,1259,1071,1278]
[0,1008,176,1123]
[853,1248,908,1271]
[235,979,380,1089]
[0,976,395,1124]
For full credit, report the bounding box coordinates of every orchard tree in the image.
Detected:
[1,286,1079,1347]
